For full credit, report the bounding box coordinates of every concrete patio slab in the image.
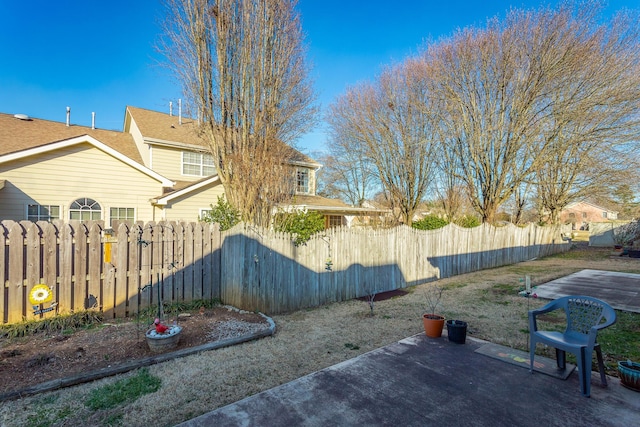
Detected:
[177,334,640,427]
[533,269,640,312]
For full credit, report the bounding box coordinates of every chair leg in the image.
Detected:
[556,349,566,370]
[579,347,593,397]
[595,345,607,387]
[529,341,536,373]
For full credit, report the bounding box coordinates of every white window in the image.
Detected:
[69,198,101,221]
[182,152,215,176]
[27,204,60,221]
[199,208,213,221]
[110,207,135,227]
[327,215,343,228]
[297,168,310,193]
[602,211,608,218]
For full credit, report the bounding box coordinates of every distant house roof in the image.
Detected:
[564,200,619,214]
[125,106,320,167]
[0,112,143,163]
[284,194,390,215]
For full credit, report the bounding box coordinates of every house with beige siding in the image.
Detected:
[0,106,383,227]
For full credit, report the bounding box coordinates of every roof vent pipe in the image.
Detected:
[178,99,182,125]
[91,112,95,129]
[66,107,70,127]
[169,101,173,116]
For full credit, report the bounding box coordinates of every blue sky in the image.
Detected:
[0,0,637,154]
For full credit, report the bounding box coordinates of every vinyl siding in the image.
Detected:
[150,145,214,182]
[125,116,150,167]
[159,183,225,222]
[0,143,164,222]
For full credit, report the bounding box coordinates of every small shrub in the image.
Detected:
[200,195,240,231]
[412,215,449,230]
[0,311,104,339]
[273,209,325,246]
[455,215,481,228]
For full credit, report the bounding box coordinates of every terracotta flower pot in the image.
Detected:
[422,313,445,338]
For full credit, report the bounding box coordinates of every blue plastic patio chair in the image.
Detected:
[529,295,617,397]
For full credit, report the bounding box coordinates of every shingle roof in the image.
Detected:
[126,106,205,147]
[0,112,142,163]
[126,106,320,166]
[289,194,390,214]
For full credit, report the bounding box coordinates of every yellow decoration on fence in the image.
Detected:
[29,284,53,305]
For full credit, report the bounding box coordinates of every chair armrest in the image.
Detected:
[529,299,561,317]
[528,300,562,333]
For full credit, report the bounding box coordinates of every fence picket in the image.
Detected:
[87,224,102,312]
[183,223,195,302]
[25,224,42,320]
[7,223,25,323]
[193,222,204,300]
[114,223,130,318]
[127,223,143,316]
[0,223,7,323]
[73,223,88,312]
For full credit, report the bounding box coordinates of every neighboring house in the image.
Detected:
[0,106,384,227]
[559,201,619,229]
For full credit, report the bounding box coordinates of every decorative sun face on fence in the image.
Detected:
[29,284,53,305]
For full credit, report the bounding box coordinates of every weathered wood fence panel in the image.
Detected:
[217,223,568,314]
[1,220,568,324]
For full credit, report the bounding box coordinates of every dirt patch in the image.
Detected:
[0,306,271,397]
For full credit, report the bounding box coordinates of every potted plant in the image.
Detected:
[146,317,182,353]
[422,284,445,338]
[144,282,183,353]
[618,360,640,392]
[446,319,468,344]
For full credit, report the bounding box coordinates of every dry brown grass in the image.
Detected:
[1,246,637,427]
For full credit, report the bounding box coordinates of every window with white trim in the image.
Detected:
[69,198,102,221]
[297,168,310,193]
[110,207,135,226]
[199,208,213,221]
[182,151,215,176]
[27,204,60,221]
[327,215,343,228]
[602,211,608,218]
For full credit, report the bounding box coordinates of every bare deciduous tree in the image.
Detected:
[326,59,438,224]
[426,1,640,223]
[315,152,378,207]
[159,0,317,226]
[432,131,466,221]
[426,13,551,223]
[531,5,640,223]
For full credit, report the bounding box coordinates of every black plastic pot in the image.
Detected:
[628,250,640,258]
[446,320,467,344]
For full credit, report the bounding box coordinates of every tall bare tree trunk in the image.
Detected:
[159,0,317,227]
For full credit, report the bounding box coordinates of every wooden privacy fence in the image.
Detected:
[0,220,222,324]
[219,222,568,313]
[1,220,568,324]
